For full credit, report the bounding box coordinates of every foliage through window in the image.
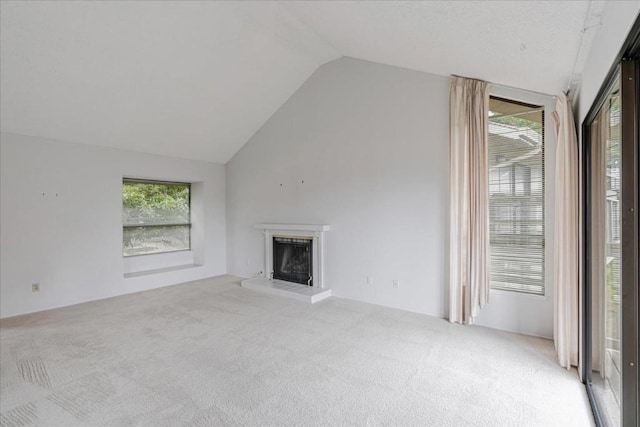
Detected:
[488,97,545,295]
[122,179,190,256]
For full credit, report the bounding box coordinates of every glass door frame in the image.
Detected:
[581,16,639,427]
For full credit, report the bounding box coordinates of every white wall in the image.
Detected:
[226,58,450,318]
[226,57,557,336]
[578,2,639,123]
[0,132,226,318]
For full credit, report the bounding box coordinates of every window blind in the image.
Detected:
[488,97,545,295]
[604,93,621,305]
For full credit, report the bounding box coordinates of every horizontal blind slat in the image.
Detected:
[488,98,545,295]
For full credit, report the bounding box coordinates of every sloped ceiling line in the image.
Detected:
[1,1,595,163]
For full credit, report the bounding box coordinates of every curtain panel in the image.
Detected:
[590,111,609,375]
[552,93,579,369]
[449,76,490,325]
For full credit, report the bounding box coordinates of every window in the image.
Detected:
[122,179,191,257]
[488,97,545,295]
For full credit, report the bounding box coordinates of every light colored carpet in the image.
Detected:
[1,275,593,426]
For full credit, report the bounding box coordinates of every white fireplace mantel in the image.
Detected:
[254,223,330,289]
[253,223,330,232]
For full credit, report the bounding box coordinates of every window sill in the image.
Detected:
[124,263,202,279]
[123,250,195,275]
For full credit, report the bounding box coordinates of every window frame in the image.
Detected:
[487,96,546,296]
[122,178,192,258]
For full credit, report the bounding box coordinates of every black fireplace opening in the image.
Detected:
[273,236,313,286]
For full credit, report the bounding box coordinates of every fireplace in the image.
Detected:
[241,223,331,303]
[273,236,313,286]
[250,223,330,291]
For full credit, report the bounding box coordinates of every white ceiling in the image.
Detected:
[283,1,602,95]
[1,1,599,163]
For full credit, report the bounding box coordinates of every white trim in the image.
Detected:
[254,223,330,232]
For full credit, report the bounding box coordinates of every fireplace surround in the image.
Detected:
[240,223,331,303]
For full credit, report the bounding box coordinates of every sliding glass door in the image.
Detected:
[587,71,623,426]
[582,44,639,427]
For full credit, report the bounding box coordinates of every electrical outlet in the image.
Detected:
[32,283,40,292]
[393,280,399,289]
[366,276,373,285]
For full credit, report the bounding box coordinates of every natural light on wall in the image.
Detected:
[488,97,545,295]
[122,179,191,257]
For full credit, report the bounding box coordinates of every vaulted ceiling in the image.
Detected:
[1,1,600,163]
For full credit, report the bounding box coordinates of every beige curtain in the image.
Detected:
[449,76,490,325]
[552,93,579,369]
[590,112,608,375]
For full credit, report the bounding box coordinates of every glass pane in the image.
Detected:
[122,181,190,226]
[488,98,545,295]
[123,225,190,256]
[590,74,621,427]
